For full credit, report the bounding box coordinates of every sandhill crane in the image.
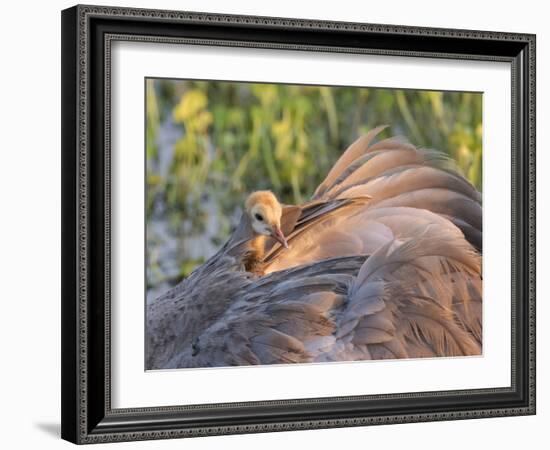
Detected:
[146,126,482,369]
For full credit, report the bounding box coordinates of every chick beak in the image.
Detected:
[271,226,289,249]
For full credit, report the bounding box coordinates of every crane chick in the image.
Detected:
[244,191,289,273]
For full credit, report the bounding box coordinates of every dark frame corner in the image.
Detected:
[61,4,536,444]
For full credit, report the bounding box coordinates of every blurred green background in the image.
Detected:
[146,78,482,302]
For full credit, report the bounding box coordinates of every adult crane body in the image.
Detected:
[147,127,482,369]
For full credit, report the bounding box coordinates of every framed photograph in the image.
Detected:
[61,4,536,444]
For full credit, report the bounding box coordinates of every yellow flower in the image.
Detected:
[173,90,209,123]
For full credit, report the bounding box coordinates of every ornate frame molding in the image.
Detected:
[61,4,536,444]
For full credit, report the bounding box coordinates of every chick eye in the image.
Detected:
[254,213,264,222]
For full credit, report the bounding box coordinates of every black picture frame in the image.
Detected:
[61,4,536,444]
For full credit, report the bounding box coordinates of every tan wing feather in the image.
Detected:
[333,223,481,360]
[312,125,387,199]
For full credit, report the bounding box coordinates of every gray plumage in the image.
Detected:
[146,127,482,369]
